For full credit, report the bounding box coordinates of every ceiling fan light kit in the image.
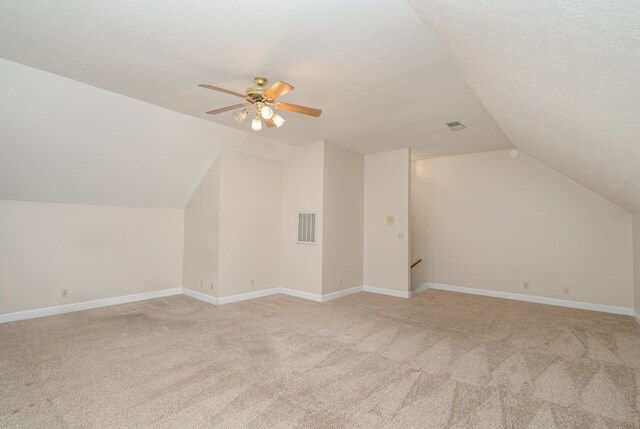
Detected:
[234,109,248,122]
[272,114,285,128]
[261,105,273,119]
[199,76,321,131]
[251,113,262,131]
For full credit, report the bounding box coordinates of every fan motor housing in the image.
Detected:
[245,86,265,99]
[246,76,268,100]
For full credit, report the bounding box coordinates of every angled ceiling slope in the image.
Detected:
[0,0,511,157]
[409,0,640,211]
[0,58,292,209]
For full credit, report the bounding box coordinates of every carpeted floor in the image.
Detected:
[1,290,640,428]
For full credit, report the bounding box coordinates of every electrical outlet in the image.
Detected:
[210,282,214,291]
[563,287,570,295]
[398,232,405,239]
[200,280,203,289]
[250,278,255,287]
[339,278,343,286]
[386,215,395,226]
[61,289,68,298]
[523,282,529,290]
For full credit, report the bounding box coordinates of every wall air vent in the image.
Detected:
[446,121,465,131]
[297,212,317,244]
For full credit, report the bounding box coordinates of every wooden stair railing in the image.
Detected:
[411,259,422,269]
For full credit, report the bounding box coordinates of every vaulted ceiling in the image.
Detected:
[0,58,292,208]
[409,0,640,211]
[0,1,638,210]
[0,0,510,158]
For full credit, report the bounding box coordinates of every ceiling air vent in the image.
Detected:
[297,212,317,245]
[446,121,465,131]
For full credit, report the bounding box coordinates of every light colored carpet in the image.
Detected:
[1,290,640,428]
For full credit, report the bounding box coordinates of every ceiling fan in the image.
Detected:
[199,76,321,131]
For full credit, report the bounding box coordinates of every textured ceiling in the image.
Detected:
[0,0,511,158]
[409,0,640,210]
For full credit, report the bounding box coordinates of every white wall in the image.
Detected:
[281,142,325,295]
[322,143,364,294]
[183,156,220,296]
[217,150,283,297]
[0,58,294,314]
[634,212,640,314]
[363,149,411,293]
[0,200,183,314]
[411,150,634,308]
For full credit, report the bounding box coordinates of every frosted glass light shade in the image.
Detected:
[272,114,285,128]
[234,109,248,122]
[261,106,273,119]
[251,116,262,131]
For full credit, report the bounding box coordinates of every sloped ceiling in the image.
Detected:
[0,0,511,158]
[0,58,291,208]
[409,0,640,211]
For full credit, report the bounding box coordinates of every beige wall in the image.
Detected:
[281,142,325,295]
[0,200,184,314]
[363,149,410,292]
[322,143,364,294]
[182,155,220,296]
[217,150,283,297]
[634,212,640,313]
[411,150,633,308]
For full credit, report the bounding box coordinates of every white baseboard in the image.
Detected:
[182,288,218,305]
[319,286,363,302]
[182,287,280,305]
[181,287,323,305]
[210,286,365,305]
[421,282,634,316]
[411,282,429,296]
[211,286,362,305]
[0,284,408,324]
[635,310,640,325]
[362,285,411,299]
[217,288,283,305]
[279,288,323,302]
[0,288,182,324]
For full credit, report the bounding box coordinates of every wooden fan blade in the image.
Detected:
[206,104,248,115]
[264,117,276,128]
[275,102,322,117]
[199,84,247,99]
[263,81,294,100]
